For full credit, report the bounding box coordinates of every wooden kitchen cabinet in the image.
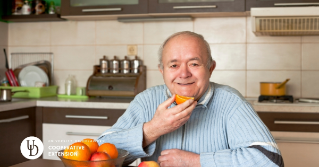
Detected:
[149,0,245,13]
[0,107,36,167]
[61,0,148,16]
[258,112,319,167]
[246,0,319,11]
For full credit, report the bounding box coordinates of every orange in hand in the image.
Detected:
[97,143,118,159]
[64,142,91,161]
[81,138,99,154]
[175,94,194,105]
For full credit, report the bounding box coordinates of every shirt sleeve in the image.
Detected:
[200,101,284,167]
[96,99,156,165]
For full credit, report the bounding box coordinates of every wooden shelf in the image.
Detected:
[1,14,65,22]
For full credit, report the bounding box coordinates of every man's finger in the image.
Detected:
[160,94,176,109]
[171,99,196,115]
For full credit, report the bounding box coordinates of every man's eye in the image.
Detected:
[191,63,199,66]
[170,64,177,68]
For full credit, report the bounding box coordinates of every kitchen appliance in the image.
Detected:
[258,95,294,103]
[251,7,319,36]
[0,89,27,102]
[99,56,109,74]
[120,56,130,74]
[4,49,19,86]
[130,56,142,74]
[86,64,146,98]
[109,56,120,74]
[260,79,290,96]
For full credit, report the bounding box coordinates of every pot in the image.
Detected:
[260,79,290,96]
[0,89,28,102]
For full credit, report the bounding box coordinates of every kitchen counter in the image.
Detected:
[0,97,132,112]
[9,159,135,167]
[1,97,319,113]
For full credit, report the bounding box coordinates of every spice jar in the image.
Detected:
[120,56,130,74]
[110,56,120,74]
[99,55,109,74]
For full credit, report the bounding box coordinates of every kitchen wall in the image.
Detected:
[6,16,319,98]
[0,21,8,80]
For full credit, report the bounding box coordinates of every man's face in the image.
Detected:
[159,35,215,101]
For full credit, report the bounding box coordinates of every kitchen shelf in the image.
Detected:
[1,14,65,22]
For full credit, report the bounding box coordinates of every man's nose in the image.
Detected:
[179,64,191,78]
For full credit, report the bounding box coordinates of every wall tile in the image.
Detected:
[51,21,95,45]
[302,36,319,43]
[194,17,246,43]
[54,70,92,94]
[147,70,164,88]
[302,71,319,98]
[302,44,319,70]
[9,22,50,46]
[247,71,301,97]
[210,70,246,96]
[51,46,95,70]
[247,16,301,43]
[7,46,51,69]
[143,45,160,70]
[210,44,246,70]
[96,20,143,45]
[95,45,144,65]
[0,22,8,46]
[247,44,301,70]
[144,21,193,44]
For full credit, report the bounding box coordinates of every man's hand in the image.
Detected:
[143,95,197,147]
[158,149,200,167]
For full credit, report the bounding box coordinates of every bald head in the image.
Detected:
[158,31,214,70]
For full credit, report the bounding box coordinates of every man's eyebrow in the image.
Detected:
[189,57,200,61]
[169,59,178,63]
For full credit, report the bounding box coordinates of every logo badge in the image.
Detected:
[20,136,44,159]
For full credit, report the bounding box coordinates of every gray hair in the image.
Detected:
[158,31,214,70]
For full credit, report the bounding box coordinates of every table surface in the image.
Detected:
[10,159,135,167]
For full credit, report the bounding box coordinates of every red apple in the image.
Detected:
[90,152,111,161]
[138,161,160,167]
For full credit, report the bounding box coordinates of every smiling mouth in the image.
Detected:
[177,82,195,85]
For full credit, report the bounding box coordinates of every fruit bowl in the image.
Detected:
[57,149,129,167]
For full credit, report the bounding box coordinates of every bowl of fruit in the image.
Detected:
[57,138,129,167]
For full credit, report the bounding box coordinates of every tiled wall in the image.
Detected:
[0,21,8,80]
[6,16,319,98]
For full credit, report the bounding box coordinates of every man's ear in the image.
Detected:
[158,64,164,74]
[209,61,216,75]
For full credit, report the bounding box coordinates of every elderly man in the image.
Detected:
[97,31,283,167]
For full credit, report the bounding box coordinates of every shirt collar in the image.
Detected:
[165,82,215,109]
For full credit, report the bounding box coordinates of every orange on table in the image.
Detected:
[81,138,99,154]
[97,143,118,159]
[64,142,91,161]
[175,94,194,105]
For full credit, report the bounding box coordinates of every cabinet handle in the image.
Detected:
[275,138,319,144]
[274,120,319,125]
[82,8,121,12]
[66,132,101,136]
[173,5,217,9]
[0,115,29,123]
[274,3,319,6]
[65,115,108,120]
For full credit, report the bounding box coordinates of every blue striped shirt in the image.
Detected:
[98,82,283,167]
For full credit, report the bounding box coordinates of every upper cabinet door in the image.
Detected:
[149,0,245,13]
[61,0,148,16]
[246,0,319,11]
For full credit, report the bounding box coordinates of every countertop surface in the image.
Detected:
[1,96,319,113]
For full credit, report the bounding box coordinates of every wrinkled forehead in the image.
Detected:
[162,34,208,61]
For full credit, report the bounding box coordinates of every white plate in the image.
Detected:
[18,66,49,87]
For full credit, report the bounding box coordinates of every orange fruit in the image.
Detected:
[175,95,194,105]
[64,142,91,161]
[81,138,99,154]
[97,143,118,159]
[63,148,69,159]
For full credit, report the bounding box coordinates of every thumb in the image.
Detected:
[161,94,176,109]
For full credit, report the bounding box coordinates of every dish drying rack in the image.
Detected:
[10,52,54,85]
